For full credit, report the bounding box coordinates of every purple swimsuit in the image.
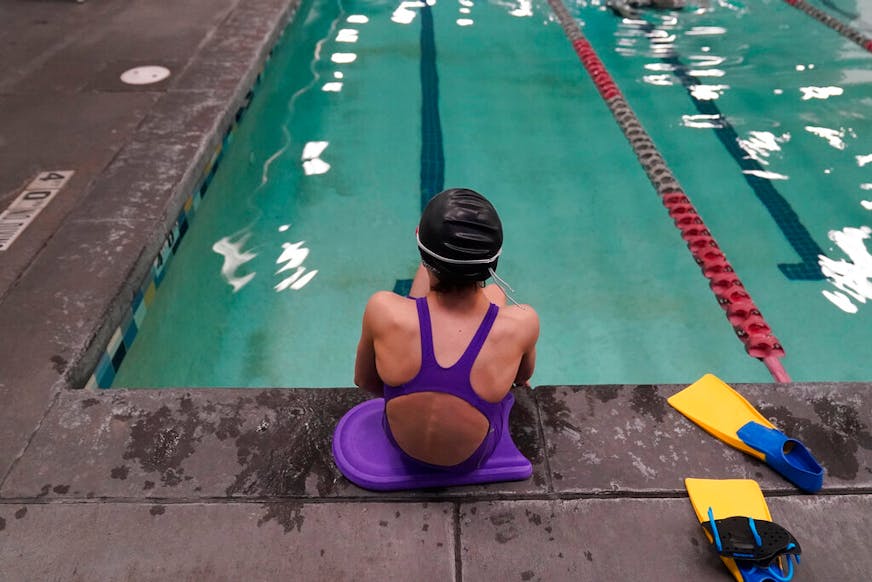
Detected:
[383,297,509,473]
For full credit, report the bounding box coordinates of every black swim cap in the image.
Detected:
[417,188,503,282]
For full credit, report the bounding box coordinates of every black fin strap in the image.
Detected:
[701,513,802,565]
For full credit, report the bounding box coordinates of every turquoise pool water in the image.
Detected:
[113,0,872,388]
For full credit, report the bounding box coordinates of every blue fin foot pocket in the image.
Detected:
[736,556,801,582]
[736,421,824,493]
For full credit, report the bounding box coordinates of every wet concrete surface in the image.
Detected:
[1,0,871,580]
[0,387,549,501]
[540,383,872,494]
[0,500,455,582]
[459,494,871,582]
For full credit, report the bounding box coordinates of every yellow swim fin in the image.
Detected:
[685,478,802,581]
[669,374,824,492]
[668,374,772,460]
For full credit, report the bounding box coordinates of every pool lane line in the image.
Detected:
[545,0,790,382]
[782,0,872,53]
[394,4,446,296]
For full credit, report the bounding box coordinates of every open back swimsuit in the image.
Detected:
[383,296,509,473]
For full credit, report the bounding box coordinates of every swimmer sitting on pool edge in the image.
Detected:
[353,188,540,470]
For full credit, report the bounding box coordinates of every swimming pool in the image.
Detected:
[110,0,872,388]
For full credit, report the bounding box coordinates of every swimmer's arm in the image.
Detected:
[514,347,537,388]
[354,297,385,397]
[513,308,540,388]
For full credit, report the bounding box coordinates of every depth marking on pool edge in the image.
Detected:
[0,171,74,251]
[545,0,789,381]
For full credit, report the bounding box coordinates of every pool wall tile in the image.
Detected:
[142,281,156,307]
[94,353,116,389]
[121,319,137,351]
[132,300,147,329]
[105,328,124,356]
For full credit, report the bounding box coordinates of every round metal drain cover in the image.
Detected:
[120,66,171,85]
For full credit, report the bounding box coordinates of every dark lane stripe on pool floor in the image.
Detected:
[394,5,445,296]
[419,4,445,209]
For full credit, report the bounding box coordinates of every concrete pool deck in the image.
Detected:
[0,0,870,579]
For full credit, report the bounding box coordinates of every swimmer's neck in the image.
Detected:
[427,285,490,311]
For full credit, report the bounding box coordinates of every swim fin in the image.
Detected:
[685,478,802,582]
[668,374,824,492]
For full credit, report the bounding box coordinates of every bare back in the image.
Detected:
[357,287,538,466]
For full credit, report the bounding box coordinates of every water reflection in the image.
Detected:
[737,131,789,165]
[681,113,725,128]
[805,126,848,150]
[331,53,357,64]
[302,141,330,175]
[457,0,477,26]
[819,224,872,314]
[212,233,257,292]
[324,70,345,92]
[685,26,726,35]
[800,86,843,100]
[688,83,728,100]
[275,239,319,292]
[508,0,533,18]
[336,29,359,42]
[643,74,673,85]
[212,226,320,294]
[393,1,426,24]
[741,169,789,180]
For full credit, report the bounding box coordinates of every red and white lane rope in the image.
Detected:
[545,0,791,382]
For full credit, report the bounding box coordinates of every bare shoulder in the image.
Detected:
[500,303,539,322]
[366,290,408,311]
[364,291,417,331]
[496,303,540,342]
